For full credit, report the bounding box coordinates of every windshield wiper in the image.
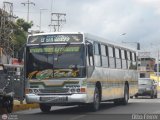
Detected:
[140,84,147,85]
[57,42,70,56]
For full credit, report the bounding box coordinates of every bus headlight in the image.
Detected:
[70,88,76,93]
[29,89,33,93]
[76,88,80,93]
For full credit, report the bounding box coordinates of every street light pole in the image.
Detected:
[39,9,47,31]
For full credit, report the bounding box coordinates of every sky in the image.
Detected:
[1,0,160,58]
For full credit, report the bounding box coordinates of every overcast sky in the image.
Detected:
[1,0,160,58]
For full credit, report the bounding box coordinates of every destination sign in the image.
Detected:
[30,46,80,53]
[28,34,83,44]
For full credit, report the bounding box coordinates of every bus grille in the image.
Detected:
[39,88,69,94]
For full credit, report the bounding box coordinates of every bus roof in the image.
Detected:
[28,32,84,37]
[27,32,137,52]
[84,33,137,52]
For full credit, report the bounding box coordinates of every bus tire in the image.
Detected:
[39,103,51,113]
[121,84,129,105]
[90,87,100,112]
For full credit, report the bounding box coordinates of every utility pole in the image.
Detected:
[49,13,66,32]
[0,2,16,62]
[21,0,35,22]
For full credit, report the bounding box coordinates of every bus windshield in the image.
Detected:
[26,44,86,79]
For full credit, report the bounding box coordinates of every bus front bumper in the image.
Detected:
[25,94,88,104]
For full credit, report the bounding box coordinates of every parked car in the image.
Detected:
[135,78,157,99]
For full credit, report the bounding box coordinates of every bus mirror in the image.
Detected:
[88,44,93,56]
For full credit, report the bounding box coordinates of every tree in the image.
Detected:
[16,19,33,32]
[13,18,33,56]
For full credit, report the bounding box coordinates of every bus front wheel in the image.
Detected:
[39,103,51,113]
[90,87,100,112]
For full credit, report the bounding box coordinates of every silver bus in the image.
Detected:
[24,32,138,112]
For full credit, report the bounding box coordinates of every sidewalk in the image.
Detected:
[13,100,39,112]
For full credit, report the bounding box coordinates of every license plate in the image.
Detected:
[40,96,68,102]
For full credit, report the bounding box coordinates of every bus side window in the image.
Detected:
[121,49,128,69]
[124,50,128,69]
[88,44,94,66]
[108,46,115,68]
[127,51,132,69]
[101,44,109,67]
[115,48,121,69]
[94,42,101,67]
[130,52,137,70]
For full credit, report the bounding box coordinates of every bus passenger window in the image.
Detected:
[130,52,137,70]
[87,44,94,66]
[101,45,109,67]
[94,42,101,67]
[115,48,121,69]
[108,46,115,68]
[127,51,132,69]
[121,50,127,69]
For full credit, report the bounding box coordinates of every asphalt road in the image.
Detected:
[10,96,160,120]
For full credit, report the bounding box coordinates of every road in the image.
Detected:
[10,97,160,120]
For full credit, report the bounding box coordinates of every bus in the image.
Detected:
[24,32,138,112]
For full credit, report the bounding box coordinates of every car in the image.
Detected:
[135,78,158,99]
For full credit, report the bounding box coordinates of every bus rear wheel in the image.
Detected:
[39,103,51,113]
[121,84,129,105]
[114,84,129,105]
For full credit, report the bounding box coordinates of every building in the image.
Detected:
[137,52,155,78]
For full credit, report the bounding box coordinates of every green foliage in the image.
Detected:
[16,19,33,32]
[13,18,33,56]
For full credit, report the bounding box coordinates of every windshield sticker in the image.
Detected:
[30,47,80,53]
[28,69,79,80]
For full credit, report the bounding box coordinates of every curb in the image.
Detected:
[13,103,39,112]
[0,101,39,114]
